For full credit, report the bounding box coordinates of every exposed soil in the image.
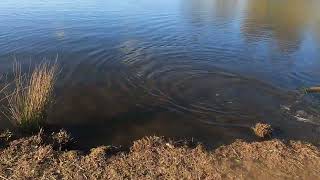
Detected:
[0,131,320,180]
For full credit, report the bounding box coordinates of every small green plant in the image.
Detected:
[4,61,58,133]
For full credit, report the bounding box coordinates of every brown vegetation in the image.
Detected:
[3,61,58,132]
[252,123,273,138]
[0,131,319,180]
[306,86,320,93]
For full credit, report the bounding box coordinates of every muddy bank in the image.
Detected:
[0,131,320,180]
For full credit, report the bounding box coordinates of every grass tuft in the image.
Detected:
[252,123,273,138]
[4,61,58,132]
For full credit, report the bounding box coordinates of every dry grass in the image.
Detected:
[0,75,10,102]
[0,133,319,180]
[252,123,273,138]
[3,61,58,132]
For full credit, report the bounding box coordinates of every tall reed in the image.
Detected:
[5,61,58,132]
[0,75,10,99]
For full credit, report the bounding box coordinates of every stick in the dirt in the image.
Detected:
[306,87,320,93]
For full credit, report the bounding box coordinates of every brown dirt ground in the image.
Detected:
[0,132,320,180]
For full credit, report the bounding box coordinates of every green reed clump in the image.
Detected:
[4,61,58,132]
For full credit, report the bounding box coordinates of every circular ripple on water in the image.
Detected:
[117,43,297,129]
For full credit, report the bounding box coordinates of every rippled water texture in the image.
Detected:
[0,0,320,148]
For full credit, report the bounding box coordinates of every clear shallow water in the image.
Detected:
[0,0,320,148]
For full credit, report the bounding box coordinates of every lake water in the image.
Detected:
[1,0,320,148]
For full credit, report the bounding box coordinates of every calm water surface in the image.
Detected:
[1,0,320,148]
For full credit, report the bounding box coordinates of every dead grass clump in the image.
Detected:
[89,146,108,159]
[0,130,13,142]
[0,134,320,179]
[4,61,58,132]
[107,136,220,179]
[252,123,273,138]
[52,129,71,146]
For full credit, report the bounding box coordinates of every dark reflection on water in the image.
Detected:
[243,0,315,53]
[0,0,320,148]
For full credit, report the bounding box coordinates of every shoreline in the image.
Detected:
[1,130,319,179]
